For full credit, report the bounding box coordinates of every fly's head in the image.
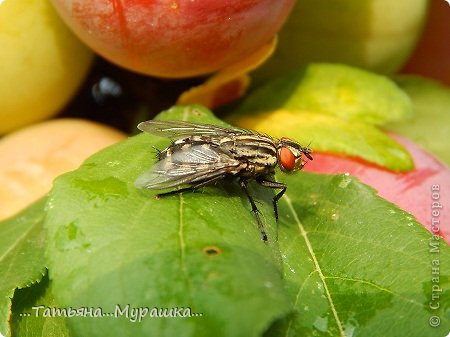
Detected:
[277,138,313,172]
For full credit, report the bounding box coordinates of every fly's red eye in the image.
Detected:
[280,147,296,171]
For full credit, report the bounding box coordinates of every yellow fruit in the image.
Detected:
[0,0,94,134]
[0,119,126,220]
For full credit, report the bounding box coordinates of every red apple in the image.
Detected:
[51,0,295,78]
[304,134,450,244]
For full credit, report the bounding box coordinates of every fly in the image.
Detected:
[135,120,313,242]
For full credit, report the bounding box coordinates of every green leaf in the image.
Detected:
[10,274,72,337]
[272,172,450,336]
[0,198,48,337]
[241,63,412,125]
[229,110,412,172]
[228,63,414,171]
[43,104,448,336]
[44,105,291,337]
[384,75,450,165]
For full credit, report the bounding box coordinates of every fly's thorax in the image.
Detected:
[219,134,278,168]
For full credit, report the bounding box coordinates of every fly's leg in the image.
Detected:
[239,178,268,242]
[256,178,287,221]
[155,174,227,199]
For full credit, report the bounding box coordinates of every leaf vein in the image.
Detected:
[0,221,38,266]
[311,230,429,266]
[284,270,317,337]
[324,276,424,307]
[283,194,346,337]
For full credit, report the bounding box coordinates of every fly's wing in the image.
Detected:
[137,120,246,140]
[135,144,241,190]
